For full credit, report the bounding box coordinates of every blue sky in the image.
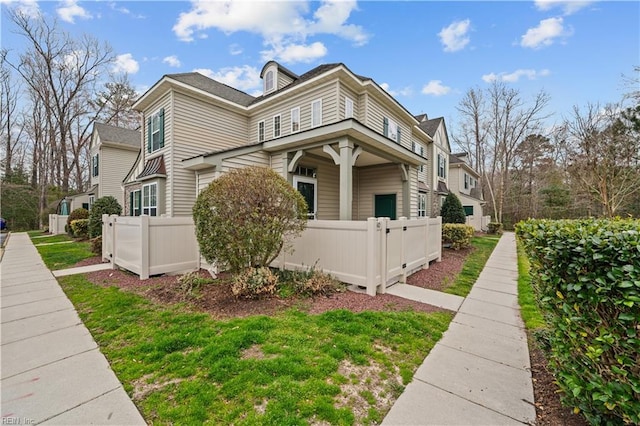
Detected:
[2,1,638,135]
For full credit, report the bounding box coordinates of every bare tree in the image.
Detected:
[0,49,27,180]
[453,82,550,224]
[565,102,640,217]
[6,9,114,193]
[95,74,140,129]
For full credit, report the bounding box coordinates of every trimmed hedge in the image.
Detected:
[70,219,89,239]
[516,219,640,425]
[442,223,475,250]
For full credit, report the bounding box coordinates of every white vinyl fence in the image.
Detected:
[466,215,492,232]
[273,216,442,296]
[102,215,199,279]
[48,214,69,235]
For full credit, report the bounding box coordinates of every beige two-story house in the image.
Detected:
[124,61,433,222]
[415,114,451,217]
[449,152,487,230]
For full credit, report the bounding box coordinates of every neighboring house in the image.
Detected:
[86,123,141,209]
[448,152,488,230]
[123,61,433,221]
[415,114,451,217]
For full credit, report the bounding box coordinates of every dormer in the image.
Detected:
[260,61,299,95]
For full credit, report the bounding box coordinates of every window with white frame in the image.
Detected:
[412,142,425,172]
[464,173,469,189]
[258,121,265,142]
[418,192,427,217]
[311,99,322,127]
[142,183,157,216]
[437,153,447,178]
[92,153,99,177]
[291,107,300,133]
[345,97,354,119]
[147,109,164,153]
[88,195,95,210]
[130,189,141,216]
[273,115,281,138]
[265,70,274,93]
[383,117,401,144]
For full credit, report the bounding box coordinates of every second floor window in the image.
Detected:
[92,153,99,177]
[147,109,165,153]
[437,154,447,179]
[345,97,354,119]
[464,173,469,189]
[291,107,300,133]
[311,99,322,127]
[258,121,265,142]
[273,115,281,138]
[383,117,401,144]
[412,142,424,172]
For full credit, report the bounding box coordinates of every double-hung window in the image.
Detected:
[142,183,157,216]
[418,193,427,217]
[291,107,300,133]
[273,115,281,138]
[345,97,354,119]
[383,118,401,144]
[412,142,425,172]
[92,153,99,177]
[258,121,265,142]
[464,173,469,189]
[147,109,165,153]
[311,99,322,127]
[437,154,447,178]
[130,190,141,216]
[88,195,95,211]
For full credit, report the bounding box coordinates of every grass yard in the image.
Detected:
[443,235,501,296]
[59,274,452,425]
[516,239,545,330]
[30,232,95,270]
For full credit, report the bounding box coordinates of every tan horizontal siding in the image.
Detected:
[221,151,270,173]
[249,82,338,143]
[100,146,138,206]
[354,164,404,220]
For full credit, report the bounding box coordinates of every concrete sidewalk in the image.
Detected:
[383,232,536,425]
[1,233,145,425]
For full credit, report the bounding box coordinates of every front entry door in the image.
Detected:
[294,176,317,219]
[375,194,397,220]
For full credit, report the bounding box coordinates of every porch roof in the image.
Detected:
[183,118,427,171]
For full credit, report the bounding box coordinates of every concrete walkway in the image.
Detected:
[383,232,536,425]
[1,233,145,425]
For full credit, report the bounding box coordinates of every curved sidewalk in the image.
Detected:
[383,232,536,425]
[1,233,145,425]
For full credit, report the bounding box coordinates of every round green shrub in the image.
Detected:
[88,196,122,238]
[193,166,307,273]
[441,193,466,224]
[70,219,89,239]
[442,223,475,250]
[67,208,89,235]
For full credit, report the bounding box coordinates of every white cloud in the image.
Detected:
[520,17,569,49]
[0,0,40,18]
[163,55,181,68]
[380,83,413,97]
[57,0,92,24]
[173,0,369,64]
[261,41,328,64]
[421,80,451,96]
[534,0,594,15]
[229,44,243,56]
[482,69,551,83]
[193,65,261,92]
[113,53,139,74]
[438,19,471,52]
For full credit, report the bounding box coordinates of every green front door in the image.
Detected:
[375,194,397,220]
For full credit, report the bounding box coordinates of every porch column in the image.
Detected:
[400,164,411,218]
[339,139,354,220]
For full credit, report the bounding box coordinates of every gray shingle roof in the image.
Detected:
[417,117,443,137]
[167,72,256,107]
[94,123,140,148]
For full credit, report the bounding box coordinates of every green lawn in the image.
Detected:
[34,238,95,270]
[30,234,75,244]
[443,234,501,296]
[59,274,453,425]
[516,238,545,330]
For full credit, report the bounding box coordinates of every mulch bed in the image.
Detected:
[75,245,588,425]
